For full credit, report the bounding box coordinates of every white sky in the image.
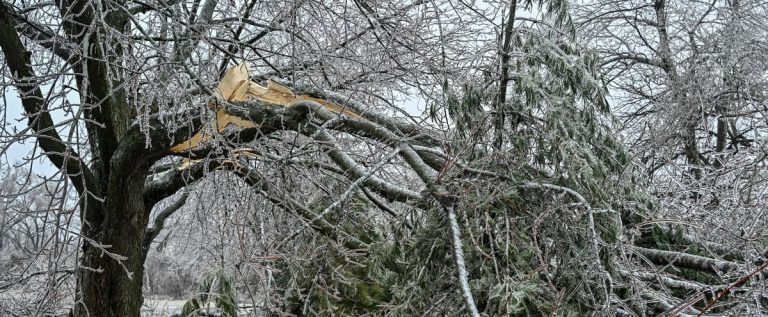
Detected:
[3,88,70,177]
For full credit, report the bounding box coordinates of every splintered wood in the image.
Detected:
[169,63,363,154]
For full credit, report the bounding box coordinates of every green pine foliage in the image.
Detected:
[270,2,658,315]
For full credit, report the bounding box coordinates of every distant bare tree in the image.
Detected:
[0,169,77,316]
[576,0,768,314]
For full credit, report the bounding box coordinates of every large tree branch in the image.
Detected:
[0,5,99,199]
[216,99,424,202]
[57,0,132,178]
[144,159,208,208]
[144,96,439,231]
[268,79,442,147]
[395,141,481,317]
[143,192,188,252]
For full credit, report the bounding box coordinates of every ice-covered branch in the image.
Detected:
[631,246,740,273]
[143,192,189,252]
[0,5,100,199]
[1,1,76,62]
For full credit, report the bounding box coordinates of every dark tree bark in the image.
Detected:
[0,5,427,310]
[0,3,203,313]
[494,0,517,149]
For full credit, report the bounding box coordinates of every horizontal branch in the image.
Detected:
[631,246,740,273]
[0,267,76,291]
[600,52,667,70]
[623,270,715,292]
[659,224,746,261]
[144,157,211,208]
[270,79,442,146]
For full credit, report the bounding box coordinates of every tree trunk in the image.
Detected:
[76,172,149,317]
[495,0,517,149]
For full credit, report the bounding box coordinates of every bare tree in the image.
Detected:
[576,0,768,315]
[0,169,77,316]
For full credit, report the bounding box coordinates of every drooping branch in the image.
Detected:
[144,154,369,251]
[277,146,404,245]
[306,125,422,203]
[139,87,443,250]
[361,188,412,230]
[446,204,482,317]
[211,98,425,202]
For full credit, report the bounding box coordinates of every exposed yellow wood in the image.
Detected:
[266,80,295,96]
[217,63,251,101]
[177,158,200,170]
[170,63,365,153]
[169,131,212,153]
[215,107,259,131]
[244,82,295,106]
[169,108,260,153]
[231,148,258,157]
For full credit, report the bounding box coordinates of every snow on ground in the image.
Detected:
[141,297,255,316]
[142,298,187,317]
